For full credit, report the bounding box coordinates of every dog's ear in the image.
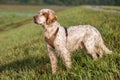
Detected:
[46,11,57,25]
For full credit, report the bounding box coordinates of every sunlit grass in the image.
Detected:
[0,6,120,80]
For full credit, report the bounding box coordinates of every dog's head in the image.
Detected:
[33,9,57,25]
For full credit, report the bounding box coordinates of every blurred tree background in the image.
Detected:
[0,0,119,5]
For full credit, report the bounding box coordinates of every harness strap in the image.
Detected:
[45,27,59,49]
[45,27,68,49]
[64,27,68,37]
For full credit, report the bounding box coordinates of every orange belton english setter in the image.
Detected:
[33,9,112,74]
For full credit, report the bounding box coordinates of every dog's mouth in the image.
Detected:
[33,20,37,24]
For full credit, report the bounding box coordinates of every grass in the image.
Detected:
[0,5,120,80]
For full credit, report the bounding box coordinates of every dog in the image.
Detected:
[33,9,112,74]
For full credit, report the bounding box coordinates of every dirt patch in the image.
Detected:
[0,18,32,32]
[0,5,70,11]
[84,5,120,13]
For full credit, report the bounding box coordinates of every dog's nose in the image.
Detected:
[33,16,37,24]
[33,16,36,19]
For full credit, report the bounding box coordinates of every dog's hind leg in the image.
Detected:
[84,41,98,60]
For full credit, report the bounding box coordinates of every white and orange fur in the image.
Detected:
[33,9,112,74]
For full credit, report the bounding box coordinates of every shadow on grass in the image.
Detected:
[0,56,51,75]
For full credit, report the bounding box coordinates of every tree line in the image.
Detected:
[0,0,120,6]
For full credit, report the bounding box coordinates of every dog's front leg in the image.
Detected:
[47,45,57,74]
[56,46,72,69]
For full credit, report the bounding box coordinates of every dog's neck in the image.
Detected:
[42,21,60,39]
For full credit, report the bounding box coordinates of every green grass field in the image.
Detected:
[0,5,120,80]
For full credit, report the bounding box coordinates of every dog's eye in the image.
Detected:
[42,13,45,15]
[42,13,48,16]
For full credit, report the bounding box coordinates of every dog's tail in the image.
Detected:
[100,40,112,54]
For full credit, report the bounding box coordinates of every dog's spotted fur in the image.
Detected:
[33,9,112,74]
